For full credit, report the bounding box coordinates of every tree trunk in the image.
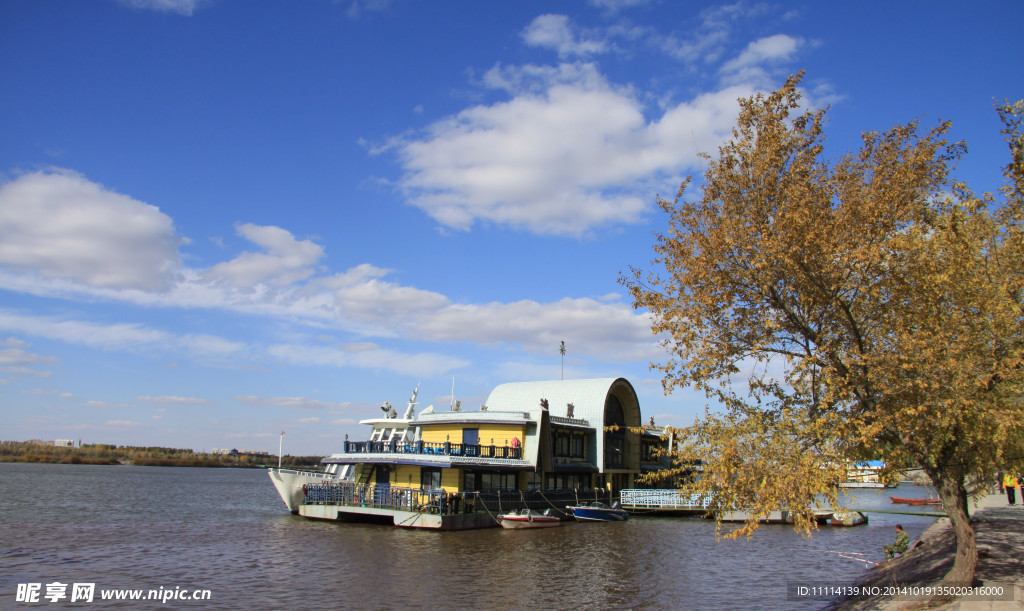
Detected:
[930,466,977,595]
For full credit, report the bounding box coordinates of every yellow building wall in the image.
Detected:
[387,464,464,493]
[476,424,525,446]
[441,469,460,492]
[392,465,420,488]
[419,425,461,444]
[419,423,527,448]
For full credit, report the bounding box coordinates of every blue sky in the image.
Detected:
[1,0,1021,455]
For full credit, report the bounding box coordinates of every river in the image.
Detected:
[0,462,942,609]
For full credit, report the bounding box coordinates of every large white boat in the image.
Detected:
[269,377,663,530]
[267,386,420,512]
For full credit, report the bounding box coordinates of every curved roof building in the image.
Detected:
[485,377,642,480]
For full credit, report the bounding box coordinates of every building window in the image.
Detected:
[571,435,585,458]
[544,473,590,489]
[421,468,441,490]
[606,436,624,469]
[479,472,516,491]
[555,432,571,457]
[527,472,542,490]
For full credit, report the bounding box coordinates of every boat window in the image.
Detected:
[421,467,442,490]
[371,429,382,441]
[381,428,393,441]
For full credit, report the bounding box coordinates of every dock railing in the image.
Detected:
[620,489,712,510]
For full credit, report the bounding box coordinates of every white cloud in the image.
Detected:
[723,34,802,71]
[587,0,653,12]
[0,347,59,366]
[21,388,74,398]
[0,171,663,366]
[204,223,324,288]
[85,400,134,408]
[720,34,803,87]
[117,0,208,15]
[0,310,243,357]
[522,15,608,58]
[1,367,52,378]
[137,395,215,405]
[267,344,470,379]
[345,0,393,19]
[394,64,747,235]
[415,297,658,359]
[0,344,59,379]
[234,395,349,411]
[0,170,183,291]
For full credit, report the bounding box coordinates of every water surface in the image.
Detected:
[0,463,940,609]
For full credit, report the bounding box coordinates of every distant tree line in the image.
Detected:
[0,441,321,469]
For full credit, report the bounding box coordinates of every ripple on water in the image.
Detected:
[1,463,939,610]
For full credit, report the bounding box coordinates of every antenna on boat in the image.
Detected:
[449,377,462,411]
[402,384,419,420]
[278,430,285,470]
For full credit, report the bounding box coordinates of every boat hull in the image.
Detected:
[268,468,339,513]
[889,496,941,506]
[569,506,629,522]
[499,515,561,529]
[830,510,869,527]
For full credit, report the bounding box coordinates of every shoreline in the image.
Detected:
[827,493,1024,610]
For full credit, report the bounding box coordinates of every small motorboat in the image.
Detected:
[829,510,869,526]
[566,501,629,522]
[498,508,561,529]
[889,496,942,506]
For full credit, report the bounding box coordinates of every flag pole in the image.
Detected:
[278,430,285,469]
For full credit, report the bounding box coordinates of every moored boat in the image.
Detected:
[889,496,941,506]
[829,509,869,526]
[566,501,629,522]
[498,508,561,529]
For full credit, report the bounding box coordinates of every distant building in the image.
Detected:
[54,439,74,447]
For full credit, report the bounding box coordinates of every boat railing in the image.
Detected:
[304,482,457,514]
[342,440,521,460]
[620,488,712,509]
[273,468,334,479]
[303,483,615,517]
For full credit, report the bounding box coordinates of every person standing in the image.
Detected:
[1004,473,1019,505]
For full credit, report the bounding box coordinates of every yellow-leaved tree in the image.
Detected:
[621,73,1024,589]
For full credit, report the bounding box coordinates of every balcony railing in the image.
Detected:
[303,481,615,518]
[343,440,521,460]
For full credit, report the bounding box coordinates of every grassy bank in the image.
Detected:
[0,440,322,469]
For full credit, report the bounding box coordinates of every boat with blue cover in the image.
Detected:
[566,501,629,522]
